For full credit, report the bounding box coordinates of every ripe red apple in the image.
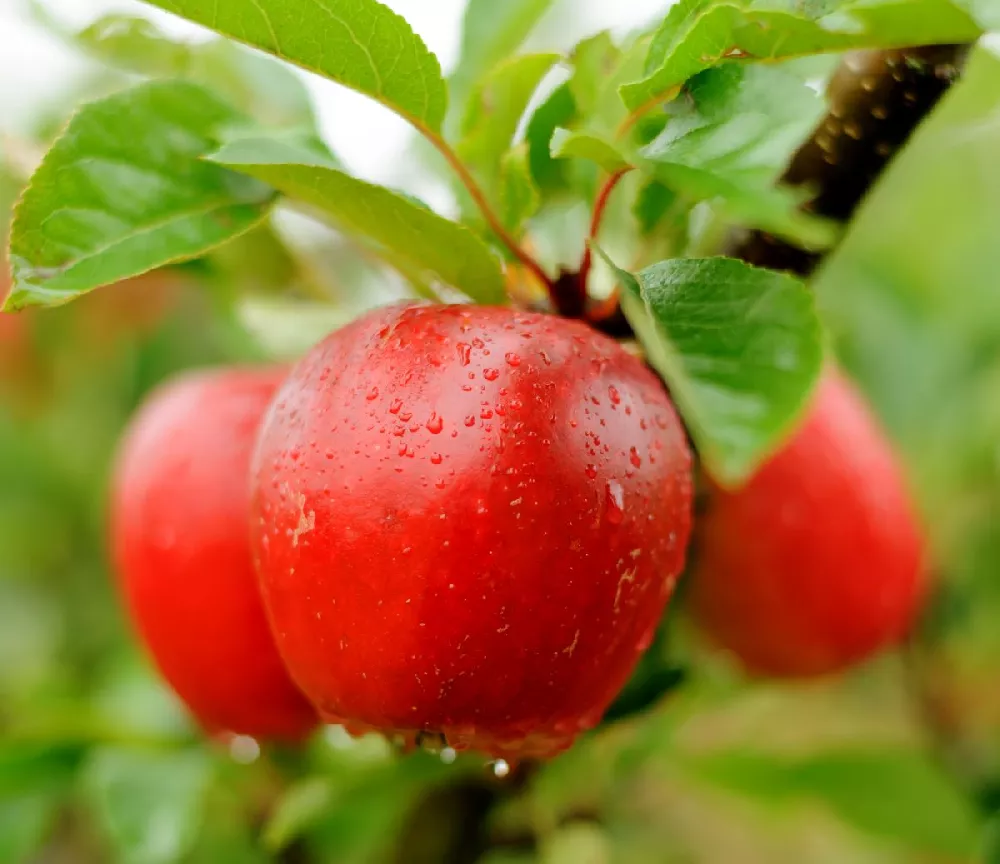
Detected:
[111,368,318,741]
[251,303,693,758]
[689,367,927,677]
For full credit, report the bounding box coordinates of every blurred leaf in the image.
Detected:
[686,748,980,857]
[525,81,577,190]
[75,14,318,131]
[632,179,678,236]
[309,753,459,864]
[237,296,357,360]
[621,0,983,114]
[550,130,630,173]
[567,31,621,119]
[499,144,541,233]
[0,792,60,864]
[208,136,505,303]
[958,0,1000,27]
[640,63,832,246]
[6,81,273,311]
[458,53,560,203]
[82,747,213,864]
[449,0,557,130]
[605,253,823,485]
[263,776,334,851]
[141,0,447,131]
[982,813,1000,863]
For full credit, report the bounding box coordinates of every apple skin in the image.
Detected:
[251,303,693,758]
[689,367,927,678]
[111,368,318,742]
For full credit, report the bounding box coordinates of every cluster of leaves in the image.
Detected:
[5,0,990,484]
[3,0,1000,862]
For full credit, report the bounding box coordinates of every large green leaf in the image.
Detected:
[448,0,557,130]
[686,748,980,857]
[639,63,833,246]
[208,136,505,303]
[604,253,823,485]
[82,747,213,864]
[5,80,273,311]
[621,0,983,114]
[141,0,447,131]
[0,793,60,864]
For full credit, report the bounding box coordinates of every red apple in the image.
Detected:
[251,303,693,759]
[111,368,318,741]
[689,367,927,677]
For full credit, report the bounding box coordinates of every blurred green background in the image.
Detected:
[3,4,1000,863]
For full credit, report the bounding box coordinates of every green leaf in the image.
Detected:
[621,0,983,115]
[208,136,505,304]
[604,253,823,485]
[263,777,335,851]
[525,82,576,190]
[499,144,541,233]
[6,80,273,311]
[686,748,980,857]
[82,747,213,864]
[633,179,679,235]
[449,0,557,129]
[0,792,60,864]
[550,129,631,173]
[140,0,447,131]
[458,53,560,202]
[639,64,833,247]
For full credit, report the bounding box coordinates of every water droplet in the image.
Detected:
[483,368,500,381]
[464,415,476,427]
[480,407,493,420]
[399,411,412,423]
[605,480,624,525]
[608,385,621,405]
[505,352,521,367]
[426,413,444,434]
[456,343,471,366]
[492,759,511,778]
[389,398,402,414]
[366,386,379,401]
[585,464,597,480]
[629,447,642,468]
[472,337,485,349]
[430,452,443,465]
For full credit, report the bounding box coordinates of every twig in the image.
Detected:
[727,44,970,275]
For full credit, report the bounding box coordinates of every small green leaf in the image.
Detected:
[603,253,823,485]
[550,129,631,173]
[686,748,980,858]
[75,13,191,76]
[500,144,541,233]
[449,0,557,130]
[209,136,505,304]
[141,0,447,131]
[525,82,576,190]
[82,747,213,864]
[6,80,273,311]
[263,777,334,852]
[621,0,982,115]
[458,53,560,202]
